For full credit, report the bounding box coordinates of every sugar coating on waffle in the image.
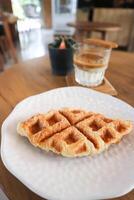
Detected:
[17,108,133,157]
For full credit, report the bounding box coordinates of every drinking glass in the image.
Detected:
[73,43,112,87]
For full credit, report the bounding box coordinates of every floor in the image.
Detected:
[18,28,53,61]
[4,28,54,69]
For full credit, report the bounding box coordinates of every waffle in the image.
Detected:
[17,108,132,157]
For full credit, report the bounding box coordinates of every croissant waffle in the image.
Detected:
[17,108,132,157]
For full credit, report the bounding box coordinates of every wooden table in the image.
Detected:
[0,51,134,200]
[67,21,121,40]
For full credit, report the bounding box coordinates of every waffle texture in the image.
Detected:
[17,108,132,157]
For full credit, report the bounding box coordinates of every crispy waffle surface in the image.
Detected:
[17,108,132,157]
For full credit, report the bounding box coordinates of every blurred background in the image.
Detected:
[0,0,134,71]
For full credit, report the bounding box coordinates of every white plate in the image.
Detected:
[1,87,134,200]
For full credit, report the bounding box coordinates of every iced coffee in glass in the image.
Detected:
[73,38,118,87]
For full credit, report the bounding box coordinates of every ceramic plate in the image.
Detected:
[1,87,134,200]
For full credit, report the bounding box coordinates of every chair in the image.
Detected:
[23,4,40,18]
[0,14,18,68]
[92,8,134,50]
[0,52,4,71]
[0,25,9,61]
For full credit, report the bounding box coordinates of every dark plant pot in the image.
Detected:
[48,45,73,76]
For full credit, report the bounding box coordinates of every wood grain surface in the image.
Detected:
[0,51,134,200]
